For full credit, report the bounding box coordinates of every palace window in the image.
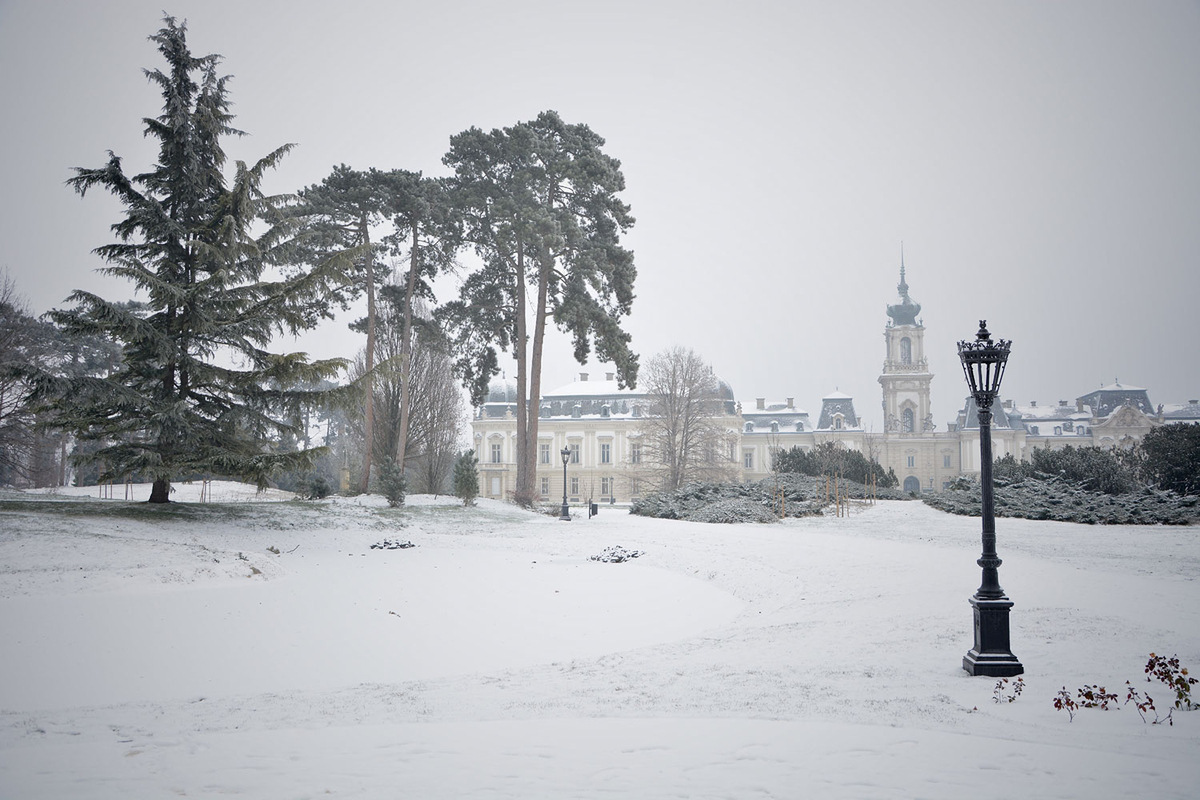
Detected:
[540,477,549,496]
[900,337,912,365]
[902,408,915,433]
[743,449,754,469]
[601,477,612,497]
[490,442,502,463]
[601,443,611,464]
[539,443,551,464]
[907,455,915,468]
[570,477,579,496]
[943,455,951,468]
[569,443,580,464]
[630,443,642,464]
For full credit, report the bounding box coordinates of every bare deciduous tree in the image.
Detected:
[346,293,464,496]
[640,347,738,492]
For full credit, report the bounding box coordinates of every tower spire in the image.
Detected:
[887,245,921,326]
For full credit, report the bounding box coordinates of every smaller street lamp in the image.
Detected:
[559,446,572,521]
[958,320,1023,677]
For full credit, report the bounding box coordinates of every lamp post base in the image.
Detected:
[963,595,1023,677]
[559,502,571,521]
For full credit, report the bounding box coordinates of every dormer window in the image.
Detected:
[744,422,754,433]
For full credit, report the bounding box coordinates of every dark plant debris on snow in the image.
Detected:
[370,539,416,550]
[590,546,644,563]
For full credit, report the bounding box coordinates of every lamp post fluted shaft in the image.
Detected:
[976,406,1004,600]
[958,321,1022,677]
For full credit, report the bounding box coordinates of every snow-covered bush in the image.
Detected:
[684,499,778,524]
[924,473,1198,525]
[630,473,908,523]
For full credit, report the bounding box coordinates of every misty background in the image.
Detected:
[1,0,1196,430]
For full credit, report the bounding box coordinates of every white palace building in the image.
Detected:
[471,265,1198,503]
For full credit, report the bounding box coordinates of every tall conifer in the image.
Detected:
[441,111,637,506]
[45,17,344,502]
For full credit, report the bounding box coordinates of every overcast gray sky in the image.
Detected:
[2,0,1197,430]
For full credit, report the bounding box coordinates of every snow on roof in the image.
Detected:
[743,406,810,417]
[543,378,642,398]
[1094,381,1147,392]
[1013,403,1090,421]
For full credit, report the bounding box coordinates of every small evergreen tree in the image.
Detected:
[773,442,896,488]
[378,455,406,507]
[454,449,479,506]
[1140,425,1200,496]
[1030,445,1137,495]
[40,18,345,502]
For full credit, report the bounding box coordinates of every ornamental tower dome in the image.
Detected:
[886,256,922,327]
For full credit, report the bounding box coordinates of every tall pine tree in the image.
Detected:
[294,165,395,493]
[44,17,345,503]
[441,111,638,506]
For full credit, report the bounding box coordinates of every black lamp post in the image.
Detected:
[957,320,1023,677]
[559,446,571,521]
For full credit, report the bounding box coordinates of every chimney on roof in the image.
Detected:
[1191,400,1199,406]
[786,397,794,409]
[756,398,765,410]
[605,372,614,381]
[1030,400,1037,408]
[580,372,588,382]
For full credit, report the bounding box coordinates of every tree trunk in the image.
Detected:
[396,225,419,472]
[521,252,551,506]
[513,242,529,505]
[149,477,171,503]
[360,217,376,494]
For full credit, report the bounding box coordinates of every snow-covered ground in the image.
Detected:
[1,483,1198,798]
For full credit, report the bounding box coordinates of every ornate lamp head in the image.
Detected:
[560,446,571,466]
[957,320,1011,410]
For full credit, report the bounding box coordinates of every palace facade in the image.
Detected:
[471,264,1197,503]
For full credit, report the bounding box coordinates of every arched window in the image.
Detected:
[902,408,915,433]
[900,337,912,365]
